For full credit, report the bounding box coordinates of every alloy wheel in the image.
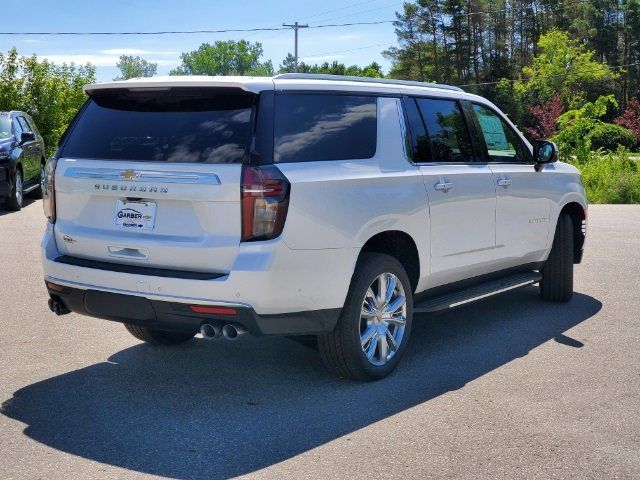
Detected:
[15,171,23,207]
[359,272,407,366]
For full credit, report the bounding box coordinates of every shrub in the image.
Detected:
[567,149,640,203]
[552,95,618,153]
[614,98,640,142]
[585,123,637,151]
[524,93,565,140]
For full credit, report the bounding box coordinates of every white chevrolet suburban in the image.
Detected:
[41,74,587,380]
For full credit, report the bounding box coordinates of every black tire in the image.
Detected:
[124,324,195,345]
[32,161,45,200]
[540,213,574,302]
[5,169,23,211]
[318,253,413,381]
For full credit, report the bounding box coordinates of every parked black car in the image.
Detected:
[0,111,46,210]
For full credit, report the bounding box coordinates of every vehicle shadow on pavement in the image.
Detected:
[0,198,37,216]
[1,287,601,479]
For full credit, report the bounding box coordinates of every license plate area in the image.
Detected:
[114,200,157,230]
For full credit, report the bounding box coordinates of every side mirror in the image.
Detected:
[533,140,558,169]
[20,131,35,144]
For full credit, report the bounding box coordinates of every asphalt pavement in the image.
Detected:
[0,201,638,479]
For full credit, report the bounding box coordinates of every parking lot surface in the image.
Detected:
[0,201,638,479]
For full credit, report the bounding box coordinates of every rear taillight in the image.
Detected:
[42,158,57,223]
[241,165,290,242]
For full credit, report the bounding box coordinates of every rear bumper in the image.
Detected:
[42,225,355,334]
[46,282,341,336]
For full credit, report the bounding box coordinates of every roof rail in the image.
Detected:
[273,73,464,92]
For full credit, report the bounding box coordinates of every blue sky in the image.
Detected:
[2,0,403,82]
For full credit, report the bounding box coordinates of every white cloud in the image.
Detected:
[38,53,177,67]
[336,34,361,41]
[22,38,44,44]
[99,48,178,56]
[299,55,344,62]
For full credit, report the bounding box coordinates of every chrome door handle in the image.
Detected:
[434,182,453,192]
[497,178,512,187]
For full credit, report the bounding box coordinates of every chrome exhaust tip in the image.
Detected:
[200,323,222,339]
[222,324,247,340]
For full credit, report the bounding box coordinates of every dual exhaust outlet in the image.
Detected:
[200,323,247,341]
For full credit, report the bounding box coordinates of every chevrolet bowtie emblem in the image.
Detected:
[120,170,140,181]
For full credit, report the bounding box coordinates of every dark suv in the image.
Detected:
[0,111,46,210]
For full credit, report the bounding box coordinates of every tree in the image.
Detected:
[114,55,157,80]
[514,30,615,107]
[384,1,640,105]
[524,93,565,139]
[170,40,273,76]
[279,53,297,73]
[278,55,384,78]
[0,48,95,156]
[552,94,619,153]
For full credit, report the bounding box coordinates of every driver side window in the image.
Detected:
[13,117,23,139]
[470,103,532,163]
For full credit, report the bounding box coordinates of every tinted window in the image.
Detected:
[471,104,531,163]
[12,117,23,138]
[274,94,377,163]
[415,98,474,162]
[404,98,431,163]
[61,90,255,163]
[0,116,11,140]
[17,116,32,133]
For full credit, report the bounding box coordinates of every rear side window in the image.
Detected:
[403,98,432,163]
[274,93,377,163]
[61,89,255,163]
[415,98,474,163]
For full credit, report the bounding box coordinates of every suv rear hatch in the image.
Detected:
[54,86,258,274]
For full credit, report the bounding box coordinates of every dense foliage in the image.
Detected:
[115,55,157,80]
[568,149,640,203]
[385,0,640,104]
[0,48,95,156]
[385,1,640,152]
[523,93,565,139]
[169,40,274,76]
[586,123,638,151]
[278,54,384,77]
[614,98,640,141]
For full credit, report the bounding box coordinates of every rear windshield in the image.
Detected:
[61,89,255,163]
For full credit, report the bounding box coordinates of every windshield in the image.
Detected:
[61,89,255,163]
[0,117,11,140]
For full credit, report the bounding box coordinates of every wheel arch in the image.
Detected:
[357,230,420,293]
[559,201,587,264]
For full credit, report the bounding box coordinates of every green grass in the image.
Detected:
[567,149,640,203]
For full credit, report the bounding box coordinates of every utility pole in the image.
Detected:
[282,21,309,72]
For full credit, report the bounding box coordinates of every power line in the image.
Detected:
[0,20,395,36]
[251,0,381,40]
[303,42,390,59]
[296,0,375,22]
[309,20,395,29]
